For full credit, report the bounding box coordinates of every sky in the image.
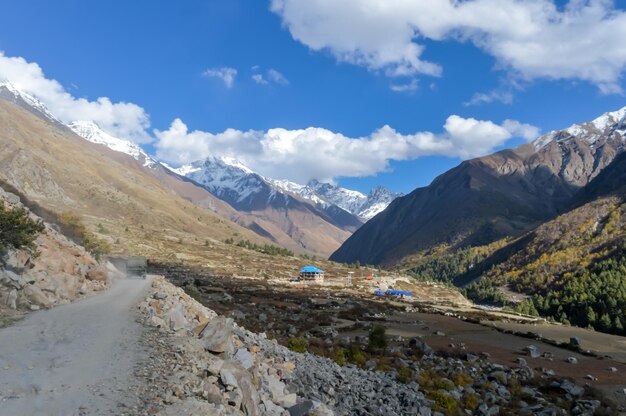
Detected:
[1,0,626,194]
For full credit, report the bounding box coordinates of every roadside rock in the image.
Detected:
[201,317,235,355]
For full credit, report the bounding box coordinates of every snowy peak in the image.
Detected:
[68,121,157,168]
[0,81,62,125]
[174,157,267,205]
[175,157,399,220]
[291,179,400,220]
[533,105,626,150]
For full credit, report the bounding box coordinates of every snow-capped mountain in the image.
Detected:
[0,81,63,126]
[534,105,626,149]
[272,179,401,220]
[68,121,157,168]
[172,156,268,207]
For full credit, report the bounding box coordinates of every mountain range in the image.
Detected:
[331,105,626,266]
[0,82,399,258]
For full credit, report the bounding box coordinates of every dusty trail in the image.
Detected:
[0,277,152,416]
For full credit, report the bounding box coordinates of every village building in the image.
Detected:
[298,265,325,283]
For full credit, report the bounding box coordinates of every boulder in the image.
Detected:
[201,317,234,355]
[408,338,433,355]
[23,284,52,308]
[523,345,540,358]
[86,270,108,282]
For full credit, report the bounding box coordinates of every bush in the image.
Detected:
[0,203,44,253]
[184,284,202,301]
[287,337,308,353]
[332,348,347,366]
[368,325,388,350]
[345,345,368,366]
[396,367,412,383]
[429,390,457,413]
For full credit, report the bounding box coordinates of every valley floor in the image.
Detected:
[0,277,152,416]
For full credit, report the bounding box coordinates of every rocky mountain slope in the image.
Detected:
[331,106,626,266]
[0,186,111,321]
[0,87,270,261]
[457,151,626,334]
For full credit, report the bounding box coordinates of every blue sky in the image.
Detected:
[1,0,626,193]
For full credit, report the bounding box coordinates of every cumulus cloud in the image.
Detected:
[155,115,539,183]
[203,67,237,88]
[270,0,626,93]
[0,52,151,143]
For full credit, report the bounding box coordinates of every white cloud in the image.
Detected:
[465,89,514,106]
[252,67,290,86]
[155,115,539,183]
[390,79,418,93]
[270,0,626,93]
[203,67,237,88]
[0,52,151,143]
[252,74,268,85]
[267,69,290,85]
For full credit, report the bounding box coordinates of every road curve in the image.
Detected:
[0,277,152,416]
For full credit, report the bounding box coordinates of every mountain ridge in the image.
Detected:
[331,105,626,266]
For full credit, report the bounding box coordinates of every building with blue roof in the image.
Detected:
[299,265,325,283]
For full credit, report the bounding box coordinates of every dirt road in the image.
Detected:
[0,277,152,416]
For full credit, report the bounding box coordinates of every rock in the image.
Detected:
[262,399,287,416]
[515,357,527,366]
[166,305,189,332]
[234,348,255,370]
[408,338,433,355]
[221,362,260,416]
[0,270,26,289]
[433,331,445,336]
[154,292,167,300]
[364,360,377,370]
[148,315,167,328]
[262,373,286,400]
[607,367,618,372]
[523,345,540,358]
[569,337,581,347]
[584,374,597,381]
[201,317,234,355]
[5,288,17,309]
[288,400,334,416]
[465,353,479,363]
[220,368,239,389]
[277,393,297,408]
[566,357,578,364]
[560,380,585,397]
[289,401,314,416]
[85,270,108,282]
[23,284,51,308]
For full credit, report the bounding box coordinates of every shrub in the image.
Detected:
[345,345,368,366]
[0,203,45,253]
[184,284,202,301]
[396,367,412,383]
[287,337,308,353]
[332,348,347,366]
[368,325,388,350]
[429,391,457,413]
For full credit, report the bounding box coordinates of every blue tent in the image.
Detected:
[299,265,325,273]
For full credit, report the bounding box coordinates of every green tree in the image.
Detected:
[0,203,45,253]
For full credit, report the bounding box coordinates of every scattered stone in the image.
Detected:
[566,357,578,364]
[524,345,540,358]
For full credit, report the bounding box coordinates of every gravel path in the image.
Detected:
[0,277,152,416]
